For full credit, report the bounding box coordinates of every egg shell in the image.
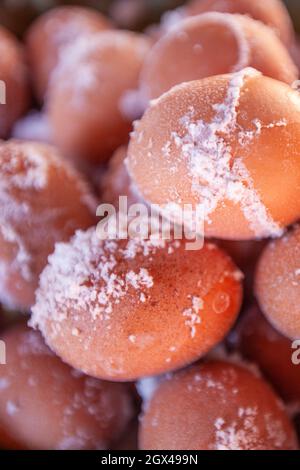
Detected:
[255,225,300,339]
[0,26,29,138]
[30,229,243,381]
[139,360,298,450]
[186,0,295,46]
[25,6,112,101]
[128,69,300,240]
[0,323,134,449]
[47,30,151,164]
[0,140,97,311]
[236,304,300,408]
[141,13,297,101]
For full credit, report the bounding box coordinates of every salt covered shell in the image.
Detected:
[30,229,242,381]
[139,360,298,450]
[128,69,300,240]
[47,31,151,164]
[0,26,29,138]
[0,140,97,311]
[25,6,112,101]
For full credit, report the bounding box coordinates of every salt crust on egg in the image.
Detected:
[0,140,96,310]
[139,361,298,450]
[47,30,151,162]
[128,68,300,240]
[0,26,29,137]
[26,6,112,100]
[30,227,242,380]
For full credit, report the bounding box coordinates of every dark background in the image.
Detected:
[0,0,299,37]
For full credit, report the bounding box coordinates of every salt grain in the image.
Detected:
[183,295,204,338]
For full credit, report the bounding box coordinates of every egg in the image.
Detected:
[255,225,300,339]
[25,6,112,101]
[128,69,300,240]
[186,0,295,47]
[47,30,151,164]
[30,228,242,381]
[141,13,297,101]
[139,360,298,450]
[0,140,96,311]
[0,26,29,138]
[0,323,134,449]
[236,304,300,409]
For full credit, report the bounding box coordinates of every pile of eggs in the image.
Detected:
[1,0,300,450]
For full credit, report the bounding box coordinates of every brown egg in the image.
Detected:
[236,304,300,409]
[30,228,242,381]
[0,140,96,311]
[255,225,300,339]
[25,6,112,101]
[141,13,297,101]
[139,360,298,450]
[0,26,29,138]
[0,323,134,450]
[128,69,300,241]
[47,31,151,164]
[186,0,294,47]
[100,146,141,207]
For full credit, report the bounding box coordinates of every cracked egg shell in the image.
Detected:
[141,13,297,101]
[186,0,295,47]
[0,26,29,138]
[30,229,242,381]
[128,69,300,241]
[0,323,134,450]
[0,140,97,312]
[255,225,300,340]
[47,30,151,164]
[25,6,113,101]
[139,360,298,450]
